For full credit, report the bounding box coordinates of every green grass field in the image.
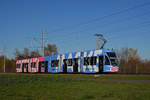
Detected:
[0,74,150,100]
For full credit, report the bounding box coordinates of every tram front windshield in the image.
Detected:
[107,52,118,66]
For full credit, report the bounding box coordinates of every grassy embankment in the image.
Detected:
[0,74,150,100]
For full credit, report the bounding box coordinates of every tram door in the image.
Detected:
[73,58,78,73]
[99,56,103,72]
[63,59,67,73]
[26,63,28,73]
[45,61,48,72]
[22,63,24,73]
[38,62,41,73]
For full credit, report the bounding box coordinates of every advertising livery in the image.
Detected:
[16,49,119,73]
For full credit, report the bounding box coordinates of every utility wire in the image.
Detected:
[47,10,150,43]
[46,3,150,44]
[41,2,150,53]
[48,1,150,33]
[52,19,150,52]
[76,11,150,35]
[106,21,150,41]
[107,20,150,34]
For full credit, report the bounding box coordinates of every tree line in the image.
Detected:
[0,45,150,74]
[14,44,58,60]
[0,44,58,73]
[118,48,150,74]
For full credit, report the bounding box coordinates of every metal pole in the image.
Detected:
[4,55,5,73]
[42,29,45,56]
[3,47,6,73]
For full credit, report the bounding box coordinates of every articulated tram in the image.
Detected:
[16,49,119,73]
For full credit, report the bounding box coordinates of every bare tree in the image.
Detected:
[118,48,140,62]
[23,48,29,58]
[118,48,140,74]
[44,44,58,56]
[30,49,41,58]
[14,49,23,60]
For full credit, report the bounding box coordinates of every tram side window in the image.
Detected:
[19,64,21,68]
[16,64,20,68]
[99,56,103,66]
[105,56,110,65]
[84,57,90,65]
[16,64,18,68]
[39,61,48,67]
[107,52,116,57]
[90,56,97,65]
[25,63,28,68]
[31,62,36,68]
[67,59,72,66]
[63,59,67,64]
[39,61,44,67]
[39,62,42,67]
[41,61,45,67]
[93,57,97,65]
[73,58,78,65]
[45,61,48,67]
[51,60,59,67]
[22,63,25,68]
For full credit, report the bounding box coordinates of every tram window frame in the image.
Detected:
[31,62,36,68]
[25,63,28,68]
[41,61,45,67]
[51,60,59,67]
[90,56,97,65]
[73,58,78,65]
[45,61,48,67]
[99,56,103,66]
[84,57,90,65]
[107,52,116,57]
[51,61,55,67]
[22,63,25,68]
[90,57,93,65]
[105,56,110,65]
[39,62,42,67]
[19,64,21,68]
[63,59,67,64]
[67,59,72,66]
[39,61,45,67]
[16,64,21,68]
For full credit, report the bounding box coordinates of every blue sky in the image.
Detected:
[0,0,150,59]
